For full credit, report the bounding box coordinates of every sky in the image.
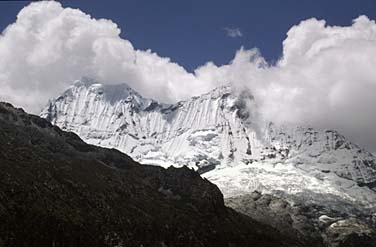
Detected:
[0,0,375,152]
[2,0,376,71]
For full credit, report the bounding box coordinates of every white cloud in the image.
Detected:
[224,27,243,38]
[0,1,208,112]
[0,2,375,152]
[196,16,376,152]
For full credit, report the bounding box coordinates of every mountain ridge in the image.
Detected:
[41,78,376,210]
[1,101,306,247]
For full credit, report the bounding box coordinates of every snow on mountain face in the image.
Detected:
[41,77,257,171]
[40,78,376,209]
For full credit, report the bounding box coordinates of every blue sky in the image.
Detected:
[1,0,376,71]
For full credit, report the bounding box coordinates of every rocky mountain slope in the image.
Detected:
[41,78,376,211]
[0,102,306,247]
[226,192,376,247]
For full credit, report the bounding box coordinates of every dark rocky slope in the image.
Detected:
[0,102,304,247]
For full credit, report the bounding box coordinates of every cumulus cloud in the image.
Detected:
[196,16,376,152]
[224,27,243,38]
[0,1,209,112]
[0,2,375,151]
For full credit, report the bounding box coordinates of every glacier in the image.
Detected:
[40,77,376,210]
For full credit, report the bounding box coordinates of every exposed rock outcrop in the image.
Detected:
[226,192,376,247]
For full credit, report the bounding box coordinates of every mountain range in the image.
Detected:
[1,101,303,247]
[41,77,376,212]
[0,76,375,246]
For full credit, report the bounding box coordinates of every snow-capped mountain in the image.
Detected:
[41,77,376,209]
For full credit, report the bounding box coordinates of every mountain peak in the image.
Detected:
[73,76,99,86]
[72,77,141,97]
[70,78,237,110]
[53,77,155,112]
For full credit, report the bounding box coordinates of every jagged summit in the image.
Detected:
[67,77,152,106]
[70,77,234,106]
[41,78,376,211]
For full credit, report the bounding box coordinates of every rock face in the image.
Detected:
[0,102,303,247]
[41,78,376,209]
[226,192,376,247]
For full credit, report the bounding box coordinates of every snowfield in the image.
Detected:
[203,162,376,209]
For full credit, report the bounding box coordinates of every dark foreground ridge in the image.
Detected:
[0,102,304,247]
